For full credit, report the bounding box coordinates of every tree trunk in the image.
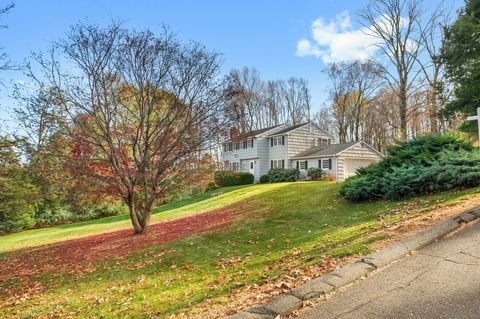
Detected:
[127,194,144,234]
[429,88,438,133]
[399,91,408,141]
[140,207,152,234]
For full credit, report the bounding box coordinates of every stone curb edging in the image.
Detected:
[228,206,480,319]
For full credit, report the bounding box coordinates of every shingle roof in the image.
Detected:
[267,122,310,136]
[233,124,283,140]
[292,141,360,158]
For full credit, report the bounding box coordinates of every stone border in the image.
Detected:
[228,206,480,319]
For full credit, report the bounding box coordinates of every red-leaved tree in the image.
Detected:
[32,23,227,234]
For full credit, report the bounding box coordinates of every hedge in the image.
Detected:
[214,171,254,187]
[263,168,300,183]
[340,134,480,201]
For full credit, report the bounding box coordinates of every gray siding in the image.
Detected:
[267,135,289,169]
[291,157,337,179]
[337,142,382,180]
[287,123,335,158]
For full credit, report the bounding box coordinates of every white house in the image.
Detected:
[221,122,383,181]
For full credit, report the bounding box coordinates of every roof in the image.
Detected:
[267,122,310,136]
[232,124,283,140]
[292,141,361,158]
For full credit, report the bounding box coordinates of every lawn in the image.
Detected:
[1,182,479,319]
[0,183,287,253]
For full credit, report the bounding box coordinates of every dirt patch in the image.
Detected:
[0,209,236,286]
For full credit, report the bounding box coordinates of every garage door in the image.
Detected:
[344,158,374,178]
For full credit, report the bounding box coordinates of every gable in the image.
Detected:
[337,142,384,159]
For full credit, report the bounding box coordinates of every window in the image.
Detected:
[249,139,254,148]
[319,138,330,146]
[322,159,332,170]
[223,161,230,170]
[235,142,240,150]
[270,159,285,169]
[243,140,248,149]
[228,142,233,152]
[270,136,285,147]
[232,162,240,172]
[250,162,254,169]
[298,160,308,170]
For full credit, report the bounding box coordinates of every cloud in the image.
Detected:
[296,11,378,63]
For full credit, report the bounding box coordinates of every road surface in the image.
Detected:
[297,220,480,319]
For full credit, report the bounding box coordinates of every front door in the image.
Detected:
[249,160,255,174]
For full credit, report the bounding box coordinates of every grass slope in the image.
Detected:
[0,183,288,253]
[1,182,479,319]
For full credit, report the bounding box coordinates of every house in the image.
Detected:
[221,122,383,182]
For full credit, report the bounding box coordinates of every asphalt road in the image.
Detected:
[297,220,480,319]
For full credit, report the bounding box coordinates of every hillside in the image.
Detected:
[1,181,479,318]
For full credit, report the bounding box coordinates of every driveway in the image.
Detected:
[296,220,480,319]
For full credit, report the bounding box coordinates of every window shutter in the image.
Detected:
[282,159,285,168]
[270,138,273,147]
[305,161,308,169]
[271,160,273,169]
[318,159,321,168]
[282,135,285,145]
[296,161,299,170]
[328,159,332,170]
[250,139,254,148]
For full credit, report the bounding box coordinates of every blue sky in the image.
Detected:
[0,0,463,132]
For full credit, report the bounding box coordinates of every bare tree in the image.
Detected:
[225,68,312,130]
[312,106,334,136]
[30,23,227,234]
[0,2,14,73]
[225,67,264,132]
[359,0,423,140]
[13,86,64,153]
[280,77,311,125]
[416,3,451,133]
[324,62,355,143]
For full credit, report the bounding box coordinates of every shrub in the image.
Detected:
[205,182,217,191]
[340,133,480,201]
[214,171,237,187]
[237,172,254,185]
[259,174,269,184]
[214,171,254,187]
[266,168,300,183]
[307,167,327,181]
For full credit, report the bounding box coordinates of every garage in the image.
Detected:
[343,158,375,178]
[291,141,384,181]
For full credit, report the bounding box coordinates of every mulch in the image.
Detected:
[0,209,237,287]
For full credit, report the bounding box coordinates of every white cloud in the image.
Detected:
[296,11,378,63]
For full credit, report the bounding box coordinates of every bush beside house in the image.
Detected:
[259,168,300,183]
[340,134,480,201]
[307,167,327,181]
[214,171,254,187]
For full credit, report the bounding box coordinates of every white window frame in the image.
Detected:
[299,161,307,170]
[232,162,240,172]
[322,159,331,170]
[320,138,330,146]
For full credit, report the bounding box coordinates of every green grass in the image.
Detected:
[0,183,289,253]
[1,182,479,319]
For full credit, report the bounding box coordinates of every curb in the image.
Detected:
[228,206,480,319]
